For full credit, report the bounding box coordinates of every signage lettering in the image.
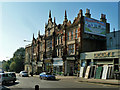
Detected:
[94,52,114,58]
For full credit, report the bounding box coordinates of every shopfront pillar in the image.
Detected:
[91,59,94,66]
[118,58,120,72]
[64,60,67,75]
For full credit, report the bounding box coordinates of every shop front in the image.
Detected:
[80,49,120,79]
[36,61,43,74]
[53,58,63,75]
[65,56,76,76]
[44,58,53,73]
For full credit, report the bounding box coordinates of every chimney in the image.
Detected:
[113,28,115,37]
[85,8,91,18]
[100,14,106,23]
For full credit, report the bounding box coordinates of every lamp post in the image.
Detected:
[24,39,33,76]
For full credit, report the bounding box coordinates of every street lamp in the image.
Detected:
[24,39,33,76]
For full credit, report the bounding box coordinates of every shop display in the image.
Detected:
[84,66,91,79]
[102,65,108,79]
[89,65,96,78]
[95,66,103,79]
[79,67,84,78]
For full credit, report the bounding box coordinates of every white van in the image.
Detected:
[0,73,16,85]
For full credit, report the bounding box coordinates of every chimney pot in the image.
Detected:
[86,8,90,14]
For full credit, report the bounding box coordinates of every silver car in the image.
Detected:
[0,73,15,85]
[19,71,28,77]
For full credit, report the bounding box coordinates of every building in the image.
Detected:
[24,31,45,75]
[61,9,109,76]
[24,44,32,74]
[107,30,120,50]
[79,30,120,79]
[25,9,110,76]
[80,49,120,79]
[43,10,56,73]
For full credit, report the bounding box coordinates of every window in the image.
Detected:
[61,36,63,44]
[61,48,63,56]
[50,40,52,48]
[55,37,57,45]
[58,37,60,45]
[75,29,77,38]
[67,32,69,40]
[57,49,59,56]
[48,30,50,36]
[71,31,73,40]
[68,44,74,55]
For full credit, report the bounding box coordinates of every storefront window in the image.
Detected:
[61,36,63,44]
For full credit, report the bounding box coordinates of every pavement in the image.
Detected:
[32,75,119,86]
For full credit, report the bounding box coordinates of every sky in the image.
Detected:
[0,2,119,61]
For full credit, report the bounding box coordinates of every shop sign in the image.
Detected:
[84,16,106,37]
[94,52,115,58]
[53,60,63,66]
[66,57,75,60]
[44,59,51,63]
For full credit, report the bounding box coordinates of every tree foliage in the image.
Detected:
[2,47,25,73]
[10,61,16,71]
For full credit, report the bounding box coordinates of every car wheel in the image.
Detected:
[42,77,44,80]
[13,80,15,83]
[44,77,47,80]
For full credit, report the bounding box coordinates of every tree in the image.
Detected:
[2,47,25,73]
[9,61,16,72]
[2,61,9,71]
[12,47,25,73]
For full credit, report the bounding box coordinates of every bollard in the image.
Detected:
[35,85,39,90]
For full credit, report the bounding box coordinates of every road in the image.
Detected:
[0,75,119,90]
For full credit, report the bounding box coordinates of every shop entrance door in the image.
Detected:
[69,67,73,76]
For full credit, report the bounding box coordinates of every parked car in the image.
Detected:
[19,71,29,77]
[0,73,16,85]
[0,70,4,73]
[39,72,56,80]
[6,72,16,83]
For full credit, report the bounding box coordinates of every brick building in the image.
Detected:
[25,31,45,74]
[25,9,110,76]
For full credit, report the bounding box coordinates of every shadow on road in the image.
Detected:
[0,86,10,90]
[45,79,61,81]
[3,82,19,86]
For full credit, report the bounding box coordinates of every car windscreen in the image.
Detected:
[11,73,16,77]
[22,71,28,73]
[46,73,52,75]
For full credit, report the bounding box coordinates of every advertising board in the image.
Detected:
[84,17,106,36]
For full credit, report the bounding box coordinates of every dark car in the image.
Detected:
[6,72,16,83]
[39,72,56,80]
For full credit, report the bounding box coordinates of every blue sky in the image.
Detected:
[0,2,119,61]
